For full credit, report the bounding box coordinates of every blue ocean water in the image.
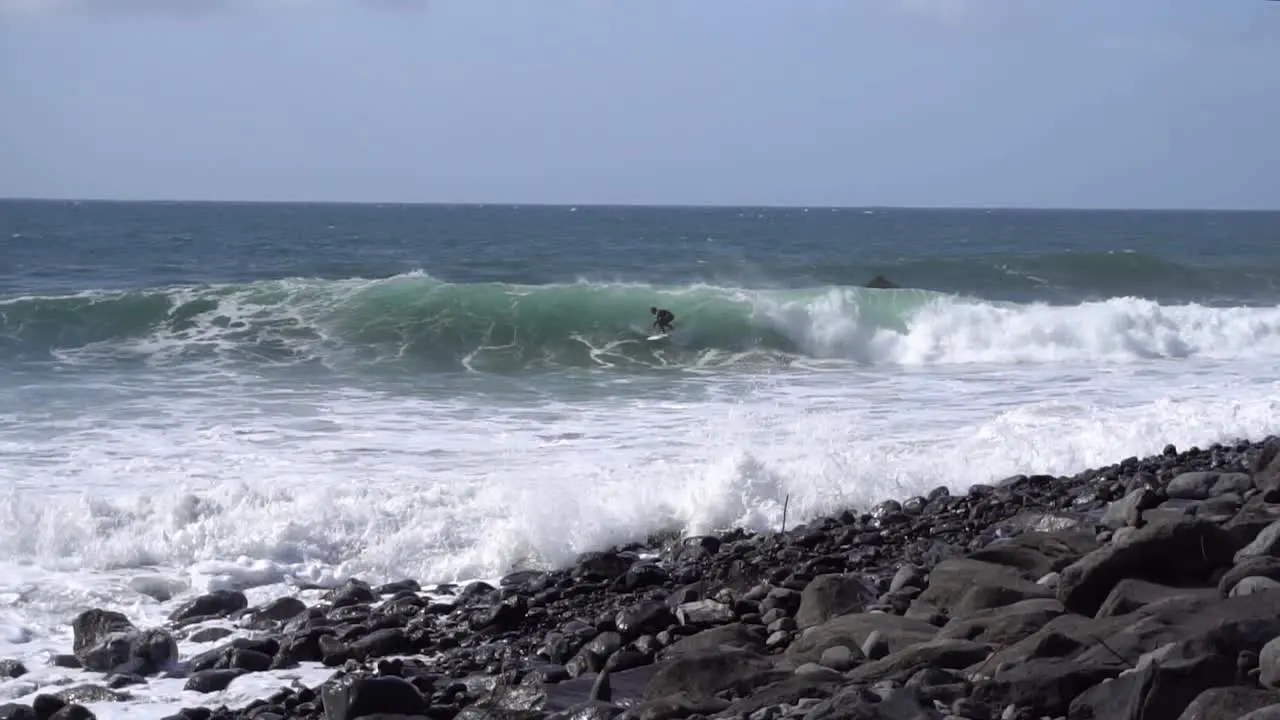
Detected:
[2,199,1280,713]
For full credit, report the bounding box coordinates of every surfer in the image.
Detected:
[650,306,675,334]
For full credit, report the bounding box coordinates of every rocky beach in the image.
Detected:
[8,437,1280,720]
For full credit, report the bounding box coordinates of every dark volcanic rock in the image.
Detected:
[184,669,244,693]
[910,558,1053,621]
[1056,518,1239,616]
[320,675,428,720]
[1177,686,1280,719]
[71,610,177,676]
[168,590,248,624]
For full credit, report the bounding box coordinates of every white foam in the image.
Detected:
[759,289,1280,365]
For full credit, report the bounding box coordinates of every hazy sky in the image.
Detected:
[1,0,1277,209]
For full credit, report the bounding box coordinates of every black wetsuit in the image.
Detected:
[652,309,675,333]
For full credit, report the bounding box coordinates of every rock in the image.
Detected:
[1212,472,1254,496]
[0,660,26,679]
[1102,488,1160,529]
[615,602,675,638]
[1177,686,1280,719]
[719,674,842,717]
[935,598,1066,646]
[1219,556,1280,597]
[965,528,1099,578]
[323,579,378,609]
[74,618,178,676]
[1260,636,1280,689]
[1166,471,1221,500]
[620,692,728,720]
[794,574,877,629]
[1068,639,1241,720]
[785,613,937,664]
[817,645,858,671]
[1232,576,1280,597]
[674,600,734,627]
[168,590,248,624]
[51,684,127,704]
[643,646,786,701]
[249,596,308,624]
[0,705,35,720]
[846,639,994,683]
[659,623,764,658]
[320,675,429,720]
[186,627,234,644]
[184,669,244,693]
[911,559,1053,621]
[1096,578,1217,618]
[573,551,633,581]
[972,657,1119,718]
[1056,518,1239,616]
[889,565,926,593]
[1241,705,1280,720]
[1236,518,1280,563]
[71,609,135,656]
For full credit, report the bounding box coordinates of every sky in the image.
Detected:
[0,0,1277,209]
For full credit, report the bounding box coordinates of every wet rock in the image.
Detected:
[319,675,428,720]
[323,579,378,609]
[248,597,308,624]
[72,611,178,677]
[0,705,36,720]
[674,600,734,626]
[168,590,248,624]
[186,627,234,644]
[615,602,675,638]
[184,669,244,693]
[52,685,127,704]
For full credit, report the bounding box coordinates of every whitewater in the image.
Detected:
[2,201,1280,717]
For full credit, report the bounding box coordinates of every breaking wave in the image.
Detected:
[4,272,1280,372]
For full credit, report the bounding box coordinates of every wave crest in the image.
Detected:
[3,273,1280,371]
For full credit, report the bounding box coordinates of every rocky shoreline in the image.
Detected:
[10,436,1280,720]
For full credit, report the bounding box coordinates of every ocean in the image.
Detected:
[2,199,1280,713]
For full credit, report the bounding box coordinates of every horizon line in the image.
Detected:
[1,196,1278,213]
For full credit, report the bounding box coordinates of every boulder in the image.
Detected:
[911,559,1053,620]
[1056,519,1238,616]
[794,574,877,629]
[785,613,938,664]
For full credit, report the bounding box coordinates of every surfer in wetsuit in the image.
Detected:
[650,306,675,334]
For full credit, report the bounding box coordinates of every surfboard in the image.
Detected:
[646,333,669,342]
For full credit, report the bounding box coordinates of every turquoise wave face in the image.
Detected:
[0,275,952,371]
[7,272,1280,373]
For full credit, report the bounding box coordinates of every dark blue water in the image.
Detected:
[4,200,1279,303]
